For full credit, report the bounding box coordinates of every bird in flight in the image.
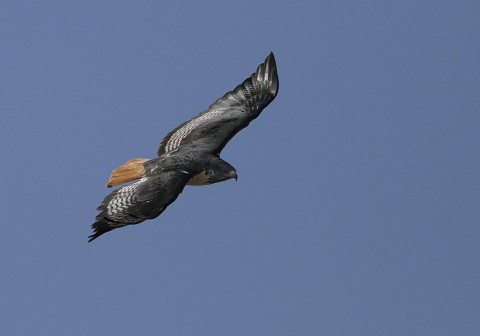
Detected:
[89,52,279,242]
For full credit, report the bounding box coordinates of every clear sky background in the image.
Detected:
[1,1,479,335]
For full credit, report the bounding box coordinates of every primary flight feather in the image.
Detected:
[89,52,279,242]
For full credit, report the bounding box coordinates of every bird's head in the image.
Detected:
[187,157,237,186]
[205,158,237,184]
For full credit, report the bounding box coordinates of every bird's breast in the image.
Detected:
[187,171,210,186]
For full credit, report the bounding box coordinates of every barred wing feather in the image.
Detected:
[157,52,278,156]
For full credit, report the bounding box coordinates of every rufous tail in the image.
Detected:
[106,158,149,188]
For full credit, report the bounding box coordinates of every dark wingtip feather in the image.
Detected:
[257,51,279,98]
[266,51,276,70]
[88,217,115,243]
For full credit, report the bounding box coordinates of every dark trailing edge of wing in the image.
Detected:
[157,52,279,156]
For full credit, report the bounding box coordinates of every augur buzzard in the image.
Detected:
[89,52,279,242]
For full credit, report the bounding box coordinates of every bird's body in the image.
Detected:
[89,52,278,242]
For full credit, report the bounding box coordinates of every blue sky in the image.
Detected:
[1,1,479,335]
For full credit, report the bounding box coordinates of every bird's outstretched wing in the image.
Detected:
[157,52,279,156]
[89,169,191,242]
